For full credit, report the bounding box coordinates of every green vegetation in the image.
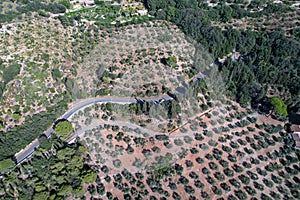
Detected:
[0,158,15,174]
[0,136,97,199]
[144,0,300,114]
[54,120,73,140]
[0,63,21,97]
[51,68,61,80]
[64,77,81,99]
[0,104,67,160]
[270,97,288,117]
[0,0,299,199]
[60,0,71,9]
[64,0,152,28]
[0,0,67,24]
[165,56,178,68]
[2,63,21,84]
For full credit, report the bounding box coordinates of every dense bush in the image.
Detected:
[144,0,300,114]
[0,101,67,161]
[0,0,67,24]
[0,63,21,97]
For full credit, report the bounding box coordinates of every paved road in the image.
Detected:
[14,95,175,164]
[14,73,206,164]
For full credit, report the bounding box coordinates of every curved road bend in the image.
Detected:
[14,73,206,164]
[14,95,174,164]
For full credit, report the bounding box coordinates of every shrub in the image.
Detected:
[54,120,73,140]
[234,190,247,200]
[135,172,144,180]
[229,178,241,188]
[179,176,189,185]
[189,171,199,180]
[174,139,184,146]
[194,180,204,189]
[126,145,134,154]
[199,144,209,150]
[51,68,61,80]
[271,174,282,184]
[0,158,15,174]
[201,191,209,199]
[155,134,169,141]
[219,159,229,168]
[190,147,199,154]
[113,159,122,168]
[269,191,281,200]
[228,155,237,162]
[238,174,250,185]
[209,162,218,170]
[202,167,210,175]
[214,172,225,181]
[2,63,21,84]
[168,182,177,190]
[242,162,252,168]
[213,148,223,156]
[208,139,218,147]
[253,181,264,191]
[164,56,177,67]
[194,133,204,141]
[185,160,194,168]
[205,154,214,160]
[97,183,106,195]
[261,193,272,200]
[224,168,235,177]
[269,97,288,117]
[184,185,195,194]
[101,165,109,173]
[247,171,258,180]
[172,191,181,200]
[196,157,204,164]
[230,141,240,149]
[218,136,226,143]
[222,145,232,153]
[211,186,222,195]
[265,163,275,172]
[262,178,274,188]
[183,136,193,144]
[204,130,213,137]
[256,168,267,176]
[206,176,215,185]
[237,139,247,146]
[220,183,231,192]
[258,155,268,161]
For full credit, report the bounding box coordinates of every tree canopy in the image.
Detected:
[54,120,73,140]
[270,97,288,117]
[0,158,15,174]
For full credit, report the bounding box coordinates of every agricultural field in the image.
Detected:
[76,20,199,98]
[70,20,215,133]
[0,0,299,200]
[72,97,299,200]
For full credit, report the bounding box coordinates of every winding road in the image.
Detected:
[14,73,205,164]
